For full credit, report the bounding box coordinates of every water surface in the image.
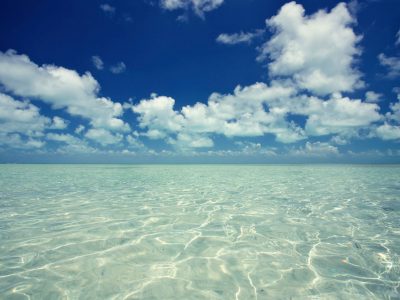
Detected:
[0,164,399,299]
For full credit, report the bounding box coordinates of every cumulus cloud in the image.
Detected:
[377,30,400,78]
[234,141,277,156]
[85,128,123,146]
[378,53,400,78]
[388,98,400,123]
[303,94,381,136]
[126,134,145,149]
[372,90,400,141]
[258,2,363,95]
[169,133,214,149]
[0,133,45,149]
[132,82,310,147]
[216,30,264,45]
[330,135,348,145]
[50,116,69,130]
[0,50,129,131]
[290,141,339,157]
[131,96,199,142]
[160,0,224,17]
[46,133,96,153]
[0,93,50,137]
[47,133,77,143]
[181,82,300,141]
[0,93,50,149]
[0,93,75,150]
[0,2,395,156]
[375,123,400,140]
[92,55,104,70]
[365,91,382,103]
[75,125,85,134]
[133,95,184,138]
[110,62,126,74]
[132,81,384,148]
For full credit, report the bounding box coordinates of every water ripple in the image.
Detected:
[0,164,399,299]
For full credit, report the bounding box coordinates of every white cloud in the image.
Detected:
[75,125,85,134]
[0,93,73,150]
[47,133,77,143]
[375,123,400,140]
[258,2,363,95]
[349,149,400,158]
[303,94,381,136]
[0,133,45,149]
[365,91,382,103]
[132,95,184,139]
[330,135,348,145]
[170,133,214,148]
[378,53,400,78]
[25,138,45,148]
[110,62,126,74]
[100,4,116,15]
[235,141,277,156]
[0,93,50,137]
[388,99,400,123]
[216,30,264,45]
[371,93,400,140]
[85,128,123,145]
[377,30,400,78]
[132,79,385,148]
[161,0,186,10]
[126,134,145,149]
[290,141,339,157]
[160,0,224,17]
[1,1,396,155]
[182,142,277,157]
[46,133,96,153]
[0,50,129,131]
[91,55,104,70]
[132,82,309,147]
[183,82,300,140]
[50,116,68,129]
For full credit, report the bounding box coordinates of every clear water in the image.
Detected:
[0,164,399,299]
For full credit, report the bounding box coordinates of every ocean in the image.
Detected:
[0,164,399,299]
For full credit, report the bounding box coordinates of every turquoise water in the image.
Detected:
[0,164,399,299]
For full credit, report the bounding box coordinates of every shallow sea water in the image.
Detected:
[0,164,399,299]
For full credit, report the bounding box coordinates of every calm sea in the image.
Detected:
[0,164,399,299]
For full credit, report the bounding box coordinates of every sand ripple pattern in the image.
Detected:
[0,165,399,299]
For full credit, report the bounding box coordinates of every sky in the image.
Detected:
[0,0,399,163]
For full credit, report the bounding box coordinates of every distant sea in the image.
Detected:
[0,164,399,299]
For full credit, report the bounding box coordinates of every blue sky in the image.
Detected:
[0,0,399,163]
